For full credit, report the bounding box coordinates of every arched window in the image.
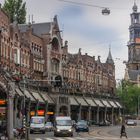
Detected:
[51,58,59,73]
[52,38,59,51]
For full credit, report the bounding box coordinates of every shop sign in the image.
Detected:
[37,110,45,116]
[30,111,35,116]
[47,112,54,115]
[0,107,6,113]
[0,100,6,105]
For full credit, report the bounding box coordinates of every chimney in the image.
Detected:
[93,56,95,61]
[98,56,101,61]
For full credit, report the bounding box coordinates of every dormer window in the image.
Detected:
[15,33,18,41]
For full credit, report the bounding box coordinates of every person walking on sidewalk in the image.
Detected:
[120,123,127,138]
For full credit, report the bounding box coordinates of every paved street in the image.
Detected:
[29,124,140,140]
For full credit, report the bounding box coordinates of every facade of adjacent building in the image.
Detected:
[0,4,121,129]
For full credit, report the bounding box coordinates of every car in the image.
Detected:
[75,121,89,132]
[99,120,110,126]
[126,119,137,126]
[54,116,73,137]
[89,120,98,126]
[45,122,54,131]
[30,116,46,134]
[77,120,89,125]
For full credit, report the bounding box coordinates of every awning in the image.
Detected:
[109,100,118,108]
[15,88,24,96]
[40,92,54,104]
[85,98,97,107]
[76,97,88,106]
[30,91,44,103]
[69,97,79,106]
[102,100,111,108]
[19,88,36,101]
[94,99,104,107]
[115,101,122,108]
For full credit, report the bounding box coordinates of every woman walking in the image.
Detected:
[120,124,127,138]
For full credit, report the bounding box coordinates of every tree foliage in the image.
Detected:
[3,0,26,24]
[117,79,140,115]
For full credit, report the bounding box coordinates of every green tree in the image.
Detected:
[117,79,140,115]
[3,0,26,24]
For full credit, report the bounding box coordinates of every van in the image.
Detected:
[30,116,45,134]
[54,116,73,137]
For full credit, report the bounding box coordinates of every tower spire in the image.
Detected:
[106,45,114,64]
[133,0,138,12]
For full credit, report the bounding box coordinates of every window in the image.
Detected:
[52,38,59,51]
[51,58,59,73]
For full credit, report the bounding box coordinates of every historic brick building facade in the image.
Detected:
[0,4,121,129]
[62,45,115,96]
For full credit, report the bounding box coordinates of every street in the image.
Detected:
[29,124,140,140]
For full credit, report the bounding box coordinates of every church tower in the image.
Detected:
[106,47,115,77]
[125,2,140,84]
[127,2,140,70]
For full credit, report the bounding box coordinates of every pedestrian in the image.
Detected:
[120,123,127,138]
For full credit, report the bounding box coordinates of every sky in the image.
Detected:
[1,0,138,80]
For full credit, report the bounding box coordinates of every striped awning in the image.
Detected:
[85,98,97,107]
[109,100,118,108]
[40,92,54,104]
[115,101,122,108]
[15,88,24,96]
[76,97,88,106]
[102,100,111,108]
[20,88,36,101]
[69,97,79,106]
[94,99,104,107]
[30,91,44,103]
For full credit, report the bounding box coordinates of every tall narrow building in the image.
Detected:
[125,2,140,84]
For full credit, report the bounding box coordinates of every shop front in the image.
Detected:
[0,82,7,135]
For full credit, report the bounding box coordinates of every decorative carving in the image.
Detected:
[7,82,15,98]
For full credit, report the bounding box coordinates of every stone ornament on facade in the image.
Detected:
[7,82,15,98]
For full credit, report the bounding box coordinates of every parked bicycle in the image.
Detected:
[0,121,7,140]
[13,128,25,139]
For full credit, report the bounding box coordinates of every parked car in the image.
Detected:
[89,120,98,126]
[77,120,89,125]
[99,120,110,126]
[45,122,54,131]
[126,119,137,126]
[75,120,89,132]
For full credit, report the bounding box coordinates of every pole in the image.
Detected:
[0,29,1,64]
[23,77,29,140]
[78,104,81,120]
[138,96,139,117]
[26,99,31,140]
[97,105,99,124]
[7,82,15,140]
[23,78,26,138]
